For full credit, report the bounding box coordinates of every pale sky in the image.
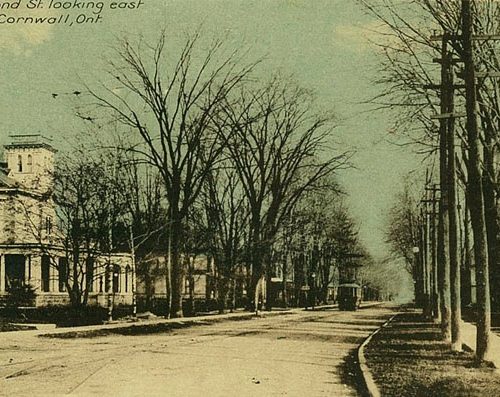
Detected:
[0,0,420,259]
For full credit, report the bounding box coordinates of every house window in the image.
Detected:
[45,217,53,235]
[17,155,22,172]
[5,255,26,291]
[26,155,33,173]
[58,257,68,292]
[86,258,94,293]
[113,265,120,293]
[125,265,130,293]
[105,265,111,292]
[41,255,50,292]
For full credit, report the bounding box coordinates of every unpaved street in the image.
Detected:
[0,305,396,397]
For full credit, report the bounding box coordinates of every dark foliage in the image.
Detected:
[5,284,37,308]
[0,305,133,327]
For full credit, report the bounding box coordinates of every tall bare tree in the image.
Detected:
[359,0,500,360]
[200,164,248,313]
[88,32,257,317]
[49,151,128,308]
[386,180,422,300]
[216,78,351,310]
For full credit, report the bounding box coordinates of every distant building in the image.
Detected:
[0,134,134,307]
[136,254,215,312]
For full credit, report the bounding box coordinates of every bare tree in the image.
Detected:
[287,185,356,305]
[216,78,352,310]
[49,151,128,308]
[359,0,500,359]
[118,152,169,313]
[88,32,258,317]
[385,180,421,299]
[200,164,248,313]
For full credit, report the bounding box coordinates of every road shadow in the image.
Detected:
[338,348,370,397]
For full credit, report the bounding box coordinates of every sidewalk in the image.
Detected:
[461,320,500,368]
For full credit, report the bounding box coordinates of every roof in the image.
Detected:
[338,283,361,288]
[4,134,56,153]
[0,166,18,188]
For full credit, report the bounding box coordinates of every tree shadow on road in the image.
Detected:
[337,348,370,397]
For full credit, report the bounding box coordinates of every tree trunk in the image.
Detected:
[263,244,273,311]
[169,213,184,318]
[479,96,499,313]
[282,251,288,308]
[165,248,172,318]
[247,225,263,312]
[217,276,228,314]
[461,201,473,307]
[230,278,236,313]
[462,0,491,361]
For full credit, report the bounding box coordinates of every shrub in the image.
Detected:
[5,284,36,308]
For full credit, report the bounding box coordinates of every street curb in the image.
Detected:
[37,309,294,338]
[357,313,398,397]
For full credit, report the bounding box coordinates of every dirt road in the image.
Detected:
[0,305,396,397]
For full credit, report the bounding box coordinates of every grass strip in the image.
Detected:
[365,311,500,397]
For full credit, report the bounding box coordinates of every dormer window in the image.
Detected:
[17,155,23,172]
[26,155,33,173]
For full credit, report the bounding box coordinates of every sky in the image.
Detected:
[0,0,420,260]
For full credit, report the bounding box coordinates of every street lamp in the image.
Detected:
[108,269,119,322]
[412,246,420,306]
[311,272,316,311]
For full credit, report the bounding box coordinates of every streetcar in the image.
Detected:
[337,283,362,311]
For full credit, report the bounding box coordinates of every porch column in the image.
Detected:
[30,255,41,291]
[50,259,56,292]
[25,255,31,284]
[121,266,126,294]
[0,255,4,292]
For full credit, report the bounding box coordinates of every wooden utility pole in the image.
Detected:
[420,200,431,318]
[437,36,452,342]
[425,185,440,321]
[443,46,462,351]
[427,31,462,346]
[461,0,491,361]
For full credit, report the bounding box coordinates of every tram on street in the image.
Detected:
[338,283,362,311]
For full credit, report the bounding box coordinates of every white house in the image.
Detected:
[0,134,134,307]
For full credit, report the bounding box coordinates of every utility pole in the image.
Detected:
[428,1,498,360]
[430,32,462,350]
[424,185,440,321]
[443,48,462,352]
[419,204,432,318]
[129,223,137,318]
[420,186,432,318]
[425,31,462,346]
[437,35,452,342]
